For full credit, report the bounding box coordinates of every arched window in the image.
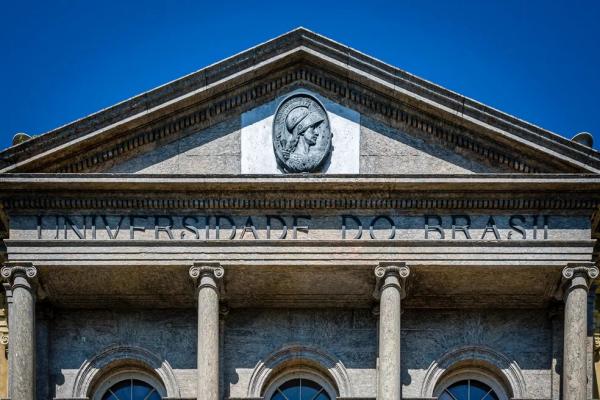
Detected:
[92,370,166,400]
[439,379,499,400]
[269,378,331,400]
[100,378,161,400]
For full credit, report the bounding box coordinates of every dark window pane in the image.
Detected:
[438,392,456,400]
[470,380,493,400]
[279,378,300,399]
[102,379,159,400]
[270,378,330,400]
[300,379,322,400]
[111,380,132,400]
[132,381,151,398]
[146,391,162,400]
[442,380,499,400]
[271,391,288,400]
[315,392,331,400]
[447,381,469,399]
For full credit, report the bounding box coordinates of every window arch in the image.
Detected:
[263,370,337,400]
[92,370,166,400]
[421,346,525,398]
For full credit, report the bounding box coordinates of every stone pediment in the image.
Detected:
[1,27,599,174]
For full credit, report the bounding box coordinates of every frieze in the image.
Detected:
[2,196,599,212]
[9,213,590,242]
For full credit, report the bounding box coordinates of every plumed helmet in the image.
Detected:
[286,106,324,135]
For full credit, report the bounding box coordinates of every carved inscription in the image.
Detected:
[18,214,565,241]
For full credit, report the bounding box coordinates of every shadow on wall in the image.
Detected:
[401,309,550,398]
[222,308,378,399]
[49,309,195,399]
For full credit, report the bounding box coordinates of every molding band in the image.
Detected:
[3,196,598,211]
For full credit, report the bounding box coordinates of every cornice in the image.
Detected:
[0,28,598,174]
[1,173,600,191]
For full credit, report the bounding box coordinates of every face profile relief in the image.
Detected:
[272,93,332,173]
[282,106,325,160]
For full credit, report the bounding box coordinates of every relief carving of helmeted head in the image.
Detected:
[273,94,332,172]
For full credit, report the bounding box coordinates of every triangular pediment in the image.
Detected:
[1,28,598,174]
[105,88,499,175]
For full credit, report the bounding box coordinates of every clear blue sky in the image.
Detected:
[1,0,599,152]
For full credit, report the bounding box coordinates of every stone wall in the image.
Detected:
[47,309,197,399]
[44,307,554,399]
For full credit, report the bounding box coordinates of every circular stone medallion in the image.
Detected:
[272,94,332,173]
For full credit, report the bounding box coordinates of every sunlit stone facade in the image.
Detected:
[1,29,599,400]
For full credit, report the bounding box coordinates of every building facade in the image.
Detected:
[1,28,600,400]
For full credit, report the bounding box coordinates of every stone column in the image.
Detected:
[374,263,410,400]
[561,263,598,400]
[1,262,37,400]
[190,264,224,400]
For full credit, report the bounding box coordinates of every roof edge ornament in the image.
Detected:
[571,132,594,148]
[11,132,31,146]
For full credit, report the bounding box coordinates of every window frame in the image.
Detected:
[433,368,508,400]
[263,368,337,400]
[92,369,166,400]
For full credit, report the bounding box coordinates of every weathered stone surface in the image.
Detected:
[1,264,37,400]
[191,265,224,400]
[402,309,553,399]
[108,117,241,174]
[41,306,560,399]
[49,309,197,398]
[561,265,598,400]
[375,265,409,400]
[360,116,498,174]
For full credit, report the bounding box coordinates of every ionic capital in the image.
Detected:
[561,263,598,290]
[1,262,37,290]
[374,262,410,299]
[189,263,225,292]
[374,264,410,280]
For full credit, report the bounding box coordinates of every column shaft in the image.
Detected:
[375,265,409,400]
[562,265,598,400]
[378,274,401,400]
[190,265,224,400]
[2,265,37,400]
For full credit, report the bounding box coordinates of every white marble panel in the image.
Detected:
[241,89,360,174]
